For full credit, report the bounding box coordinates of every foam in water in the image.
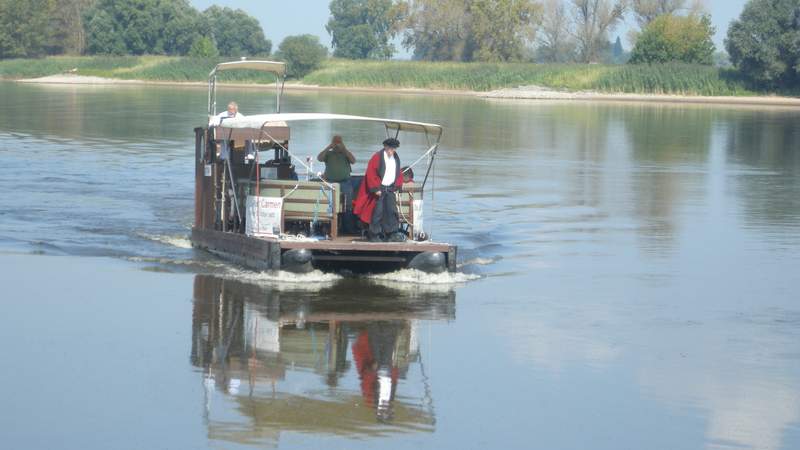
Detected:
[223,268,342,290]
[138,233,193,249]
[459,256,500,267]
[368,268,480,285]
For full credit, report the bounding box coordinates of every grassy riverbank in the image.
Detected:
[0,55,766,96]
[305,59,754,96]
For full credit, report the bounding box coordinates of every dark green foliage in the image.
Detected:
[630,14,716,65]
[201,6,271,57]
[725,0,800,89]
[326,0,405,59]
[0,0,92,58]
[277,35,328,78]
[612,36,625,63]
[82,0,270,57]
[84,10,126,55]
[163,7,205,56]
[84,0,203,55]
[0,0,55,58]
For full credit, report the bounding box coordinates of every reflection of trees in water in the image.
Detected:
[622,104,715,254]
[191,275,454,445]
[1,83,205,141]
[723,110,800,233]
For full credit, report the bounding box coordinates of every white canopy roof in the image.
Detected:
[217,113,443,137]
[209,60,286,78]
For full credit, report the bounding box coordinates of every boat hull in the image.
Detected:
[191,228,456,273]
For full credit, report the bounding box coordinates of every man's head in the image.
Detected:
[331,135,343,145]
[401,166,414,183]
[382,138,400,155]
[226,102,239,115]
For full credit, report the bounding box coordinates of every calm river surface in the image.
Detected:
[1,81,799,450]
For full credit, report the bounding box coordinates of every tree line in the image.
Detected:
[1,0,797,90]
[329,0,800,89]
[327,0,712,64]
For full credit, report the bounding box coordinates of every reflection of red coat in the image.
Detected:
[353,150,403,224]
[352,331,398,406]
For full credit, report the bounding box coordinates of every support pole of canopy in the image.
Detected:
[276,75,285,113]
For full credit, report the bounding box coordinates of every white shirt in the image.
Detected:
[382,151,397,186]
[209,111,244,126]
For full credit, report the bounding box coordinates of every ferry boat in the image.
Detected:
[191,60,457,273]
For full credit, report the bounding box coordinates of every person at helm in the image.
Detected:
[353,138,404,242]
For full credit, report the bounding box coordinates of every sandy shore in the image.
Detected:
[483,85,800,107]
[16,74,800,106]
[16,74,477,97]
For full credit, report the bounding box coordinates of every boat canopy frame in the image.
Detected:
[216,113,443,191]
[208,60,287,117]
[216,113,444,238]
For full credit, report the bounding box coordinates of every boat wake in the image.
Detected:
[458,256,502,268]
[367,268,480,285]
[221,268,342,289]
[137,233,193,249]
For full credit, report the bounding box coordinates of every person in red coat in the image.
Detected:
[353,138,404,242]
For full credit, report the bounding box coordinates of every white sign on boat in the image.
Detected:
[245,196,283,237]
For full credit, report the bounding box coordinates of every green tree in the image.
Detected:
[629,14,715,64]
[402,0,540,62]
[188,36,219,57]
[163,5,204,55]
[82,0,270,57]
[84,9,126,55]
[725,0,800,89]
[468,0,541,62]
[202,6,272,57]
[277,34,328,78]
[84,0,203,55]
[612,36,624,61]
[0,0,55,58]
[326,0,406,59]
[403,0,471,61]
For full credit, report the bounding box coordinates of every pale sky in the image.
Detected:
[190,0,750,57]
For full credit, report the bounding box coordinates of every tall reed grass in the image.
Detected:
[305,59,754,95]
[0,56,758,96]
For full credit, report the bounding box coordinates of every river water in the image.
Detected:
[1,81,799,450]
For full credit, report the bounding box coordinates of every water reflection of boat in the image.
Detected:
[191,275,455,445]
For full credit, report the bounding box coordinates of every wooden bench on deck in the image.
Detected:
[242,179,341,237]
[241,179,422,239]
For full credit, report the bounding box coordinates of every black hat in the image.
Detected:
[382,138,400,148]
